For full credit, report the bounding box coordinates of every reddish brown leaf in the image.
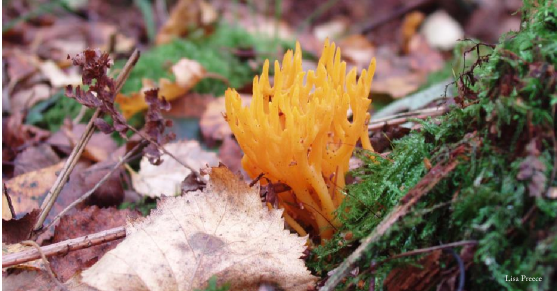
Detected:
[48,206,140,282]
[2,209,39,244]
[13,144,61,176]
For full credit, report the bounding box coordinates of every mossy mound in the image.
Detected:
[310,1,557,290]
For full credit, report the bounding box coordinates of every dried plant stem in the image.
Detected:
[32,50,141,235]
[21,240,69,291]
[3,227,126,269]
[3,183,17,218]
[368,106,448,131]
[39,141,145,236]
[127,126,199,175]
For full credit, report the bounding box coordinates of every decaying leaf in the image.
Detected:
[3,161,65,217]
[115,58,206,118]
[82,165,316,291]
[47,123,118,163]
[49,206,140,282]
[2,209,40,244]
[13,144,61,176]
[199,95,251,145]
[129,140,218,197]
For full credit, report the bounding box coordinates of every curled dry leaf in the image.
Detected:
[115,58,206,118]
[129,140,218,197]
[82,165,316,291]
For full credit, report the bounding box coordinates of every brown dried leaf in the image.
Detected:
[47,124,118,163]
[13,144,61,176]
[49,206,140,282]
[4,161,65,217]
[2,209,39,244]
[129,140,218,197]
[200,95,251,145]
[82,165,316,291]
[218,136,244,174]
[165,92,215,118]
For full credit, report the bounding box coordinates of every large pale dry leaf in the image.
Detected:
[115,59,206,118]
[129,140,218,197]
[82,165,316,291]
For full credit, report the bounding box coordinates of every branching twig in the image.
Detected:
[21,240,69,291]
[3,227,126,268]
[368,106,448,131]
[37,141,146,236]
[32,49,141,235]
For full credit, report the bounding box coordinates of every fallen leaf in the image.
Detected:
[4,161,65,218]
[70,159,125,208]
[39,60,82,88]
[218,136,244,175]
[3,191,14,220]
[13,144,61,176]
[313,17,350,42]
[165,92,216,118]
[338,34,375,73]
[3,111,51,162]
[48,123,118,163]
[2,209,40,244]
[156,0,217,45]
[200,95,251,145]
[115,58,206,118]
[401,11,425,54]
[48,206,140,282]
[2,270,97,291]
[129,140,219,197]
[420,10,464,50]
[9,84,52,114]
[82,165,316,291]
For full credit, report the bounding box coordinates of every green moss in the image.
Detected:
[116,22,293,96]
[309,1,557,290]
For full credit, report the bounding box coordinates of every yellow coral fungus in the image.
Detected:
[225,40,376,239]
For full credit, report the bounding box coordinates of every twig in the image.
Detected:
[379,240,477,265]
[3,227,126,268]
[38,141,145,236]
[368,106,448,131]
[127,126,199,175]
[3,183,17,218]
[320,157,461,291]
[32,49,141,235]
[21,240,69,291]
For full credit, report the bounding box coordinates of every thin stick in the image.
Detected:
[368,106,448,131]
[127,126,199,175]
[379,240,477,265]
[40,141,145,235]
[3,183,17,218]
[3,227,126,268]
[33,50,141,234]
[21,240,69,291]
